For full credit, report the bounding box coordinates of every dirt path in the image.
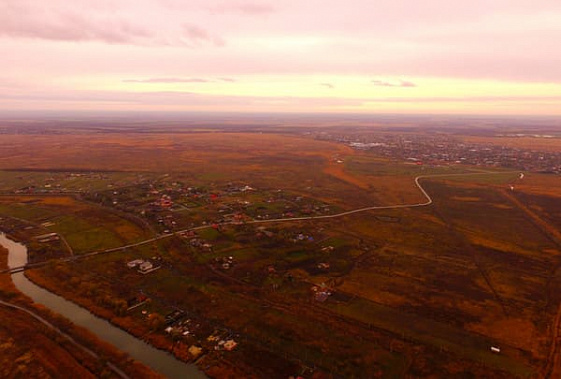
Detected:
[500,189,561,244]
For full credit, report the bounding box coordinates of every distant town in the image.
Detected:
[314,131,561,173]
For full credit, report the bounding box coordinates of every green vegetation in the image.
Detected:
[325,297,533,377]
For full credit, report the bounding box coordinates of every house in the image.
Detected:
[160,195,173,208]
[317,262,330,270]
[223,340,238,351]
[188,345,203,358]
[34,232,59,243]
[314,291,331,302]
[138,261,154,273]
[127,259,145,268]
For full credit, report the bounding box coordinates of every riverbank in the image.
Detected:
[0,243,162,379]
[1,233,213,379]
[24,266,254,379]
[25,268,192,359]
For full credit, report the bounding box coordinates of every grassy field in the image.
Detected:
[345,155,470,177]
[324,297,533,377]
[0,196,150,254]
[1,132,480,210]
[0,170,142,192]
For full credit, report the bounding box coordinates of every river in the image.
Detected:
[0,233,206,379]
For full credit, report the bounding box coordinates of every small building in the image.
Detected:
[127,259,145,268]
[34,232,59,243]
[160,195,173,208]
[223,340,237,351]
[315,291,331,302]
[188,345,203,358]
[138,261,154,273]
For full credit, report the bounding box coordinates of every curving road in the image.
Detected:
[75,171,517,254]
[3,170,517,272]
[224,171,511,224]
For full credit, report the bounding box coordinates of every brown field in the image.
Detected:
[511,173,561,197]
[2,127,561,377]
[0,132,346,173]
[0,132,398,210]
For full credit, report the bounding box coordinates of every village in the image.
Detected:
[86,179,336,235]
[0,183,352,373]
[114,221,343,367]
[5,172,337,235]
[126,287,240,363]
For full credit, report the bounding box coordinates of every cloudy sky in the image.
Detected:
[2,0,561,115]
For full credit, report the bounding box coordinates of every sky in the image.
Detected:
[2,0,561,115]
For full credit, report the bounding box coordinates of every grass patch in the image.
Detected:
[325,297,533,377]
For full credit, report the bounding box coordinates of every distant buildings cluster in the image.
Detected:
[316,132,561,173]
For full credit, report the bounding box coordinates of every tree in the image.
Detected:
[147,313,165,331]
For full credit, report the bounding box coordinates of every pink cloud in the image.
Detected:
[372,79,417,88]
[0,2,151,44]
[123,78,210,83]
[0,1,227,47]
[1,0,561,114]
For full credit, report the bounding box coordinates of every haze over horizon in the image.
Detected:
[2,0,561,116]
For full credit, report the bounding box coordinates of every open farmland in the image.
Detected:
[1,124,561,378]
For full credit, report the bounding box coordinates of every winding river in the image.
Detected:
[0,233,206,379]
